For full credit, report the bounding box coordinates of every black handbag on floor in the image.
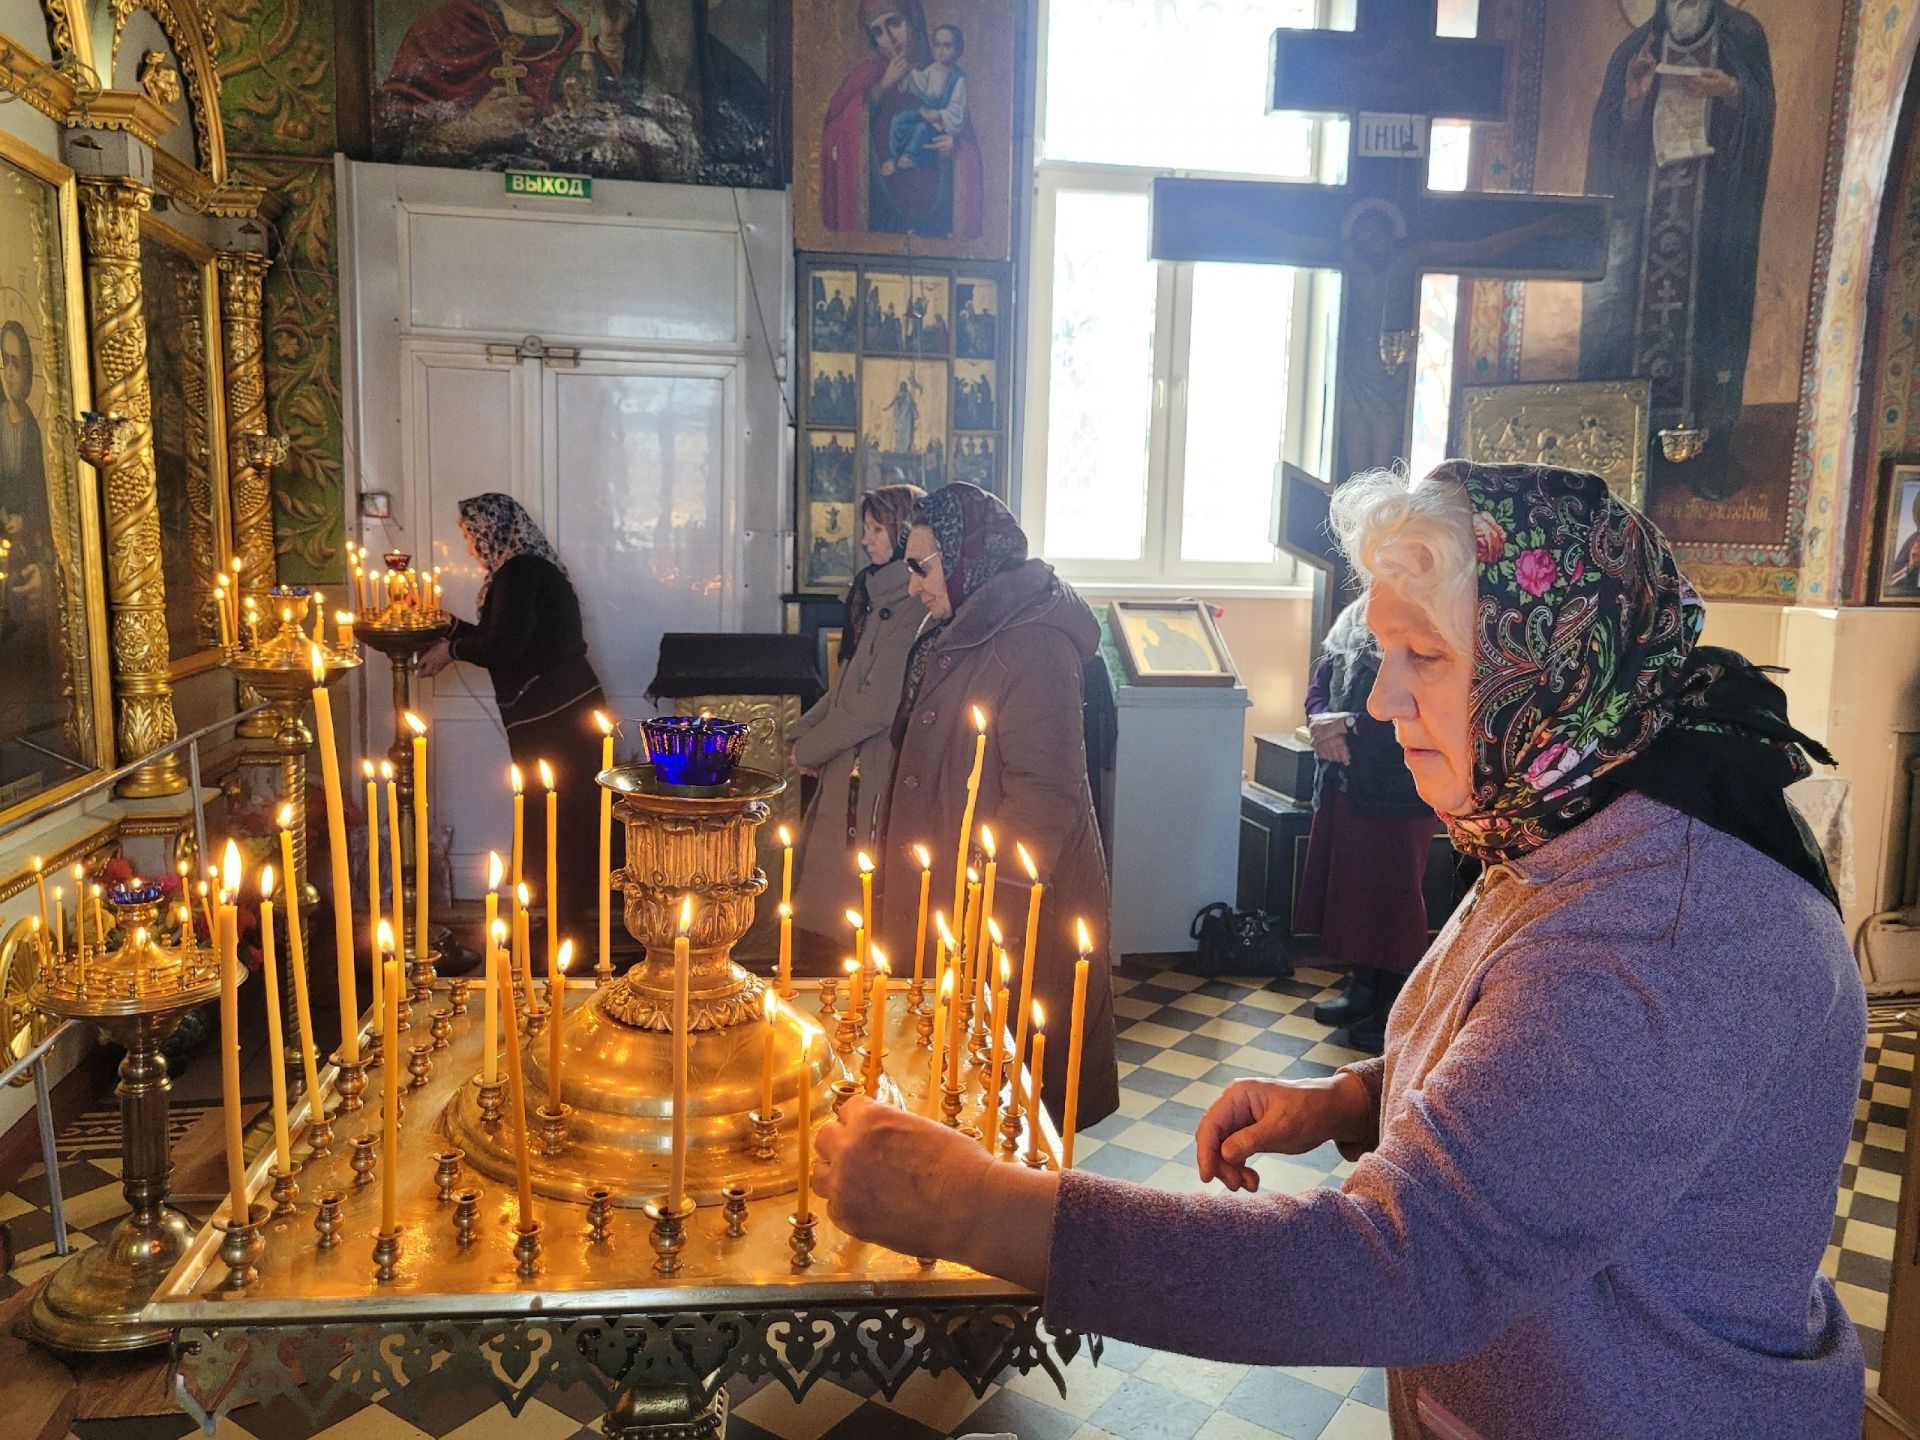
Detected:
[1189,902,1292,979]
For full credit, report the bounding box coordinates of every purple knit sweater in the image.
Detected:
[1046,794,1865,1439]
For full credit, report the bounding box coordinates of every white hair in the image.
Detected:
[1328,465,1475,655]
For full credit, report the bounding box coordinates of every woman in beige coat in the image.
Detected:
[789,485,927,942]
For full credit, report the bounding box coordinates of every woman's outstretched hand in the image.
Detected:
[1194,1073,1375,1193]
[815,1096,1058,1291]
[417,638,453,678]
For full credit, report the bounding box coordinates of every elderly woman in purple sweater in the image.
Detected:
[815,461,1866,1438]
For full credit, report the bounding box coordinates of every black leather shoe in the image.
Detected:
[1344,970,1406,1053]
[1313,967,1378,1027]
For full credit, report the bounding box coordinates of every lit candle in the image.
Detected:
[951,706,987,956]
[336,610,355,649]
[1011,843,1043,1112]
[1063,920,1093,1169]
[217,841,246,1222]
[931,965,952,1092]
[857,851,875,967]
[939,915,962,1090]
[53,884,65,958]
[258,866,291,1176]
[539,759,557,982]
[911,845,932,995]
[91,885,105,955]
[514,883,531,998]
[276,806,324,1108]
[30,857,48,942]
[311,647,358,1063]
[796,1029,815,1219]
[405,712,429,962]
[778,825,794,910]
[382,761,402,974]
[497,916,535,1227]
[844,908,865,992]
[777,902,794,998]
[215,574,233,648]
[864,947,890,1097]
[548,938,572,1111]
[363,761,384,1016]
[483,853,503,1085]
[510,764,526,900]
[595,711,614,983]
[1025,1003,1047,1167]
[760,988,778,1118]
[196,879,215,955]
[70,864,84,951]
[670,895,693,1212]
[962,871,984,1027]
[978,826,999,961]
[982,950,1010,1150]
[378,921,400,1235]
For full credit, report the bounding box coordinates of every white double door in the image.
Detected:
[400,341,739,896]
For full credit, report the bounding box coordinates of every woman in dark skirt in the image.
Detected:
[1295,597,1438,1052]
[419,493,606,938]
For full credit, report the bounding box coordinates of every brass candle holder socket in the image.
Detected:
[432,1148,464,1202]
[448,978,472,1015]
[408,1043,433,1090]
[349,1133,378,1189]
[451,1189,481,1247]
[214,1206,267,1294]
[830,1079,859,1117]
[586,1185,613,1244]
[721,1183,749,1238]
[644,1196,697,1276]
[313,1190,344,1250]
[429,1006,453,1051]
[513,1219,544,1279]
[268,1162,301,1218]
[473,1075,507,1129]
[787,1211,817,1270]
[372,1226,402,1284]
[331,1052,367,1112]
[535,1102,572,1157]
[748,1107,783,1162]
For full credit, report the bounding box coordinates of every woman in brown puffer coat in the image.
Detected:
[877,484,1119,1131]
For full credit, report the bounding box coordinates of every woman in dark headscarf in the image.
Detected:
[420,493,606,936]
[818,463,1863,1439]
[876,483,1119,1130]
[788,484,926,937]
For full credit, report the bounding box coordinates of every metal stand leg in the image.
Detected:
[32,1054,67,1257]
[604,1378,728,1440]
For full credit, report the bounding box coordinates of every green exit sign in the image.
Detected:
[504,170,592,201]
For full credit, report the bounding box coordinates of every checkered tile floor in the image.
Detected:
[4,961,1907,1440]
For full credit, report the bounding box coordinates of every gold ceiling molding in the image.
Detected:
[0,28,81,123]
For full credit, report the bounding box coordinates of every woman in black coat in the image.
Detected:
[419,493,606,937]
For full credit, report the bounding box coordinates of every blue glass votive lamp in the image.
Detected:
[642,715,751,788]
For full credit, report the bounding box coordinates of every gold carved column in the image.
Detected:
[78,175,186,798]
[216,249,277,739]
[217,250,274,596]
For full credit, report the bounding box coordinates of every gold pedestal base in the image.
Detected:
[446,983,852,1207]
[19,1206,198,1353]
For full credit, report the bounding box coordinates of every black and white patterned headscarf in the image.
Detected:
[457,493,563,608]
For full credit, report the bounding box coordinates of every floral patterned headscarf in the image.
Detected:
[897,483,1030,719]
[458,493,563,609]
[1439,462,1832,891]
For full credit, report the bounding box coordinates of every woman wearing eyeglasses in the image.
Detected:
[877,482,1120,1130]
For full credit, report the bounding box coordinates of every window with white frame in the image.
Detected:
[1024,0,1480,587]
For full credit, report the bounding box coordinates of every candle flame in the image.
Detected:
[980,824,995,857]
[764,988,777,1021]
[490,918,509,945]
[870,946,890,974]
[1032,1000,1046,1030]
[939,968,954,997]
[1076,918,1092,953]
[999,953,1012,984]
[972,705,987,733]
[361,758,375,778]
[778,825,792,847]
[179,858,190,876]
[30,855,40,874]
[594,709,612,736]
[778,902,792,919]
[1018,842,1038,881]
[510,764,524,794]
[197,880,208,897]
[403,711,427,737]
[556,938,573,975]
[843,957,859,976]
[844,908,864,930]
[376,918,395,954]
[677,895,694,935]
[231,556,244,575]
[487,851,504,889]
[517,882,531,906]
[537,758,554,790]
[987,917,1004,946]
[309,643,325,684]
[380,759,394,779]
[936,912,954,946]
[260,865,276,899]
[967,866,979,884]
[857,851,875,875]
[221,839,242,897]
[338,610,353,625]
[914,843,931,869]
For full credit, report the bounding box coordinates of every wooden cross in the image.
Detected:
[1151,0,1610,639]
[491,37,529,96]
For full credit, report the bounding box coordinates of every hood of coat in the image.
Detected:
[933,558,1099,662]
[864,557,915,612]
